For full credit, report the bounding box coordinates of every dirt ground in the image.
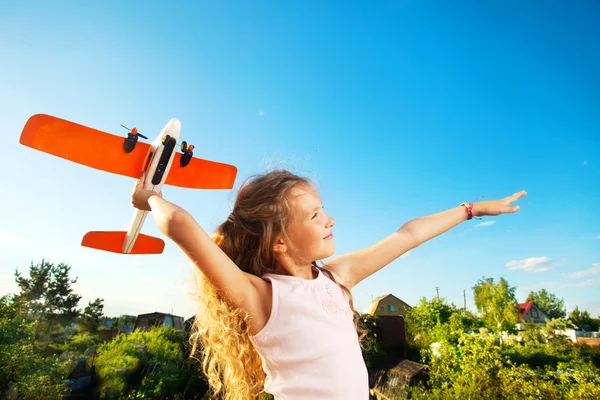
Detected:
[576,337,600,347]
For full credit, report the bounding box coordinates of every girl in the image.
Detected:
[131,169,526,400]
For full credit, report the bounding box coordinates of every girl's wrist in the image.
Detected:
[460,199,484,220]
[460,202,473,220]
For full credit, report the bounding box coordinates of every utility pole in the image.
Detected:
[463,289,466,310]
[435,287,439,300]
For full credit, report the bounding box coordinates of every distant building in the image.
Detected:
[99,329,120,341]
[134,312,185,331]
[517,302,550,329]
[365,294,412,361]
[365,294,412,318]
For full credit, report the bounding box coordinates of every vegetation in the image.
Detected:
[94,327,208,399]
[1,259,209,399]
[472,277,520,334]
[526,288,566,319]
[2,260,600,399]
[402,276,600,399]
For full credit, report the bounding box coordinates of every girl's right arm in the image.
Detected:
[131,175,267,320]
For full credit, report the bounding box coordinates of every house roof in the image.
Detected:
[389,359,428,378]
[518,302,547,322]
[136,311,184,319]
[365,294,412,315]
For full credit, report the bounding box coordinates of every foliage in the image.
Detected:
[526,288,566,319]
[14,258,82,321]
[405,296,482,356]
[568,306,599,331]
[358,314,391,369]
[53,332,101,354]
[406,297,454,333]
[408,331,600,400]
[472,277,520,334]
[80,297,105,334]
[0,295,71,398]
[94,326,208,399]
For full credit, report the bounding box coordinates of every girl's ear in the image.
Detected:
[272,237,287,254]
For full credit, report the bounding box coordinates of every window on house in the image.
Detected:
[387,305,396,312]
[531,309,538,318]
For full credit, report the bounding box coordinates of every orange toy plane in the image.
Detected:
[19,114,238,255]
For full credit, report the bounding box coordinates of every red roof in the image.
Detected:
[518,302,534,322]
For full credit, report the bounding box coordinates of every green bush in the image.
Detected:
[94,326,207,399]
[1,295,71,398]
[408,331,600,399]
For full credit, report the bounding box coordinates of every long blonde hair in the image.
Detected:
[189,169,365,400]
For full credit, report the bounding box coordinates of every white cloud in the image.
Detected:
[505,256,554,273]
[564,263,600,279]
[475,220,496,228]
[560,279,596,288]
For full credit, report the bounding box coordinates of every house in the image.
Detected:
[365,294,412,318]
[134,312,185,332]
[365,294,412,360]
[517,302,549,329]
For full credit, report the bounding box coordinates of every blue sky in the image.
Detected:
[1,1,598,319]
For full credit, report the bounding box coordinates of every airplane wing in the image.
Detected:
[20,114,238,189]
[20,114,149,179]
[166,154,237,189]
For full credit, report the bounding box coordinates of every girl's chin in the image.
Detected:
[320,247,336,259]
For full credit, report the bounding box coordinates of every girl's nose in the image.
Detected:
[327,216,336,228]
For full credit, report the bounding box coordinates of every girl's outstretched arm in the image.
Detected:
[327,190,527,289]
[131,173,268,323]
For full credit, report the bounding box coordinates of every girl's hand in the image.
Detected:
[472,190,527,217]
[131,171,162,211]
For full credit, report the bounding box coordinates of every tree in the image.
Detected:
[568,306,599,331]
[0,295,70,398]
[405,296,482,356]
[526,289,566,319]
[79,298,104,334]
[406,296,454,334]
[14,259,81,322]
[472,277,520,334]
[358,314,390,369]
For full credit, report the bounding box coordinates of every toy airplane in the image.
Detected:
[19,114,237,255]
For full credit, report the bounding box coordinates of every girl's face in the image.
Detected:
[285,184,336,263]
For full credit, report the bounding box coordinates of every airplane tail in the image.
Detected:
[81,231,165,254]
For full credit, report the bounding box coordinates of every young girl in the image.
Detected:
[131,169,526,400]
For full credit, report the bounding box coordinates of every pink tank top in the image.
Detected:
[249,266,369,399]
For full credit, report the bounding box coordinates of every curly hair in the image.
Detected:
[188,170,365,400]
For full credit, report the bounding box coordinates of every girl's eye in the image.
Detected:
[311,205,323,220]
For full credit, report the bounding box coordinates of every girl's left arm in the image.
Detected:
[326,190,527,289]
